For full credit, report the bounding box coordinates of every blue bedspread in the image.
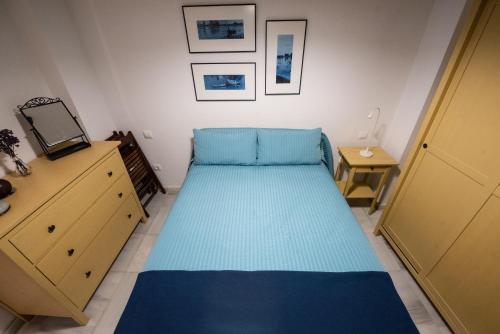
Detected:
[116,271,417,334]
[145,164,383,272]
[116,164,417,333]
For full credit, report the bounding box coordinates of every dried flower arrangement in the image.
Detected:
[0,129,31,176]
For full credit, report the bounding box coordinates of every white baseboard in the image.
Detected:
[167,186,181,195]
[5,318,25,334]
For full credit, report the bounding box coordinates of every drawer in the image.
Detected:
[355,167,388,173]
[10,152,125,263]
[37,175,133,284]
[58,195,141,310]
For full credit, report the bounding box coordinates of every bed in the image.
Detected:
[115,128,417,334]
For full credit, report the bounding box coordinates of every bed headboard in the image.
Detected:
[189,130,335,176]
[320,132,334,175]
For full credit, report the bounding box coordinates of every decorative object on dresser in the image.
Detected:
[0,141,146,325]
[0,179,14,216]
[17,97,91,161]
[265,20,307,95]
[0,179,14,199]
[182,4,256,53]
[0,200,9,216]
[106,131,166,217]
[0,129,31,176]
[335,146,398,214]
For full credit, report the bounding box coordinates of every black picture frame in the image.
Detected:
[190,62,257,102]
[182,4,257,53]
[265,19,307,95]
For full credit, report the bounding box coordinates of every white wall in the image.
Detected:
[1,0,467,189]
[24,0,117,140]
[382,0,469,162]
[0,0,51,177]
[1,0,118,176]
[378,0,468,203]
[68,0,436,188]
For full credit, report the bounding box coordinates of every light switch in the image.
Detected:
[143,130,153,139]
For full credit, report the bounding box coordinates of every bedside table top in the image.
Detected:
[338,147,398,167]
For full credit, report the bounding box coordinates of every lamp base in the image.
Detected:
[359,148,374,158]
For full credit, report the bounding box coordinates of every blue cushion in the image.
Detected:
[193,128,257,165]
[257,128,322,165]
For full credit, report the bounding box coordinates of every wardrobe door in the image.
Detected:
[384,0,500,274]
[427,193,500,334]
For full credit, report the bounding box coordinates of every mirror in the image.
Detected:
[21,101,83,147]
[18,97,91,160]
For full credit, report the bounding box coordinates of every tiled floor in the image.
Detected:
[15,194,451,334]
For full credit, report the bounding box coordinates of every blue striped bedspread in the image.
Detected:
[116,164,418,334]
[145,164,383,273]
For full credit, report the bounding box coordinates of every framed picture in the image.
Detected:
[182,4,256,53]
[191,63,256,101]
[265,20,307,95]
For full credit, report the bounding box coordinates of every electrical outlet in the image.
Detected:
[143,130,153,139]
[152,164,162,171]
[358,131,368,140]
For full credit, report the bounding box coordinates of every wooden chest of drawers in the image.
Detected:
[0,141,146,325]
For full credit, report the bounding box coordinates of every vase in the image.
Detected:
[13,156,31,176]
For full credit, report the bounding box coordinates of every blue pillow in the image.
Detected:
[193,128,257,165]
[257,128,322,165]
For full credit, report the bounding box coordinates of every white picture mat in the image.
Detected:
[183,5,256,52]
[266,21,306,94]
[192,63,256,101]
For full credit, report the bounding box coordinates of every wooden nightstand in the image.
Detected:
[335,147,398,214]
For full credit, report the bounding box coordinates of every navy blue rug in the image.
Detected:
[115,270,417,334]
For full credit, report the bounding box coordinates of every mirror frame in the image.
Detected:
[17,97,91,160]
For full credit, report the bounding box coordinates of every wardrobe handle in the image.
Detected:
[85,271,92,278]
[422,143,428,149]
[67,248,75,256]
[107,171,113,177]
[48,225,56,233]
[127,213,132,219]
[118,192,123,198]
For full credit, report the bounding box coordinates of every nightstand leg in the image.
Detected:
[369,168,391,214]
[344,167,356,197]
[334,158,344,181]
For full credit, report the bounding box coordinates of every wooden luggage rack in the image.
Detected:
[107,131,166,216]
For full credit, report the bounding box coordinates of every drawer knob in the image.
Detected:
[423,143,428,149]
[67,248,75,256]
[85,271,92,278]
[47,225,56,233]
[107,171,113,177]
[127,213,132,219]
[118,192,123,198]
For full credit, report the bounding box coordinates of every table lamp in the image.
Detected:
[360,107,381,158]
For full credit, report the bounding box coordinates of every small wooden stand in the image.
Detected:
[107,131,166,217]
[335,147,398,214]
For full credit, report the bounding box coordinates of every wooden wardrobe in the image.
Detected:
[376,1,500,333]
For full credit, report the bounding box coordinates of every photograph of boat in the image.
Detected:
[276,34,293,84]
[197,20,244,40]
[192,62,255,101]
[203,75,246,90]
